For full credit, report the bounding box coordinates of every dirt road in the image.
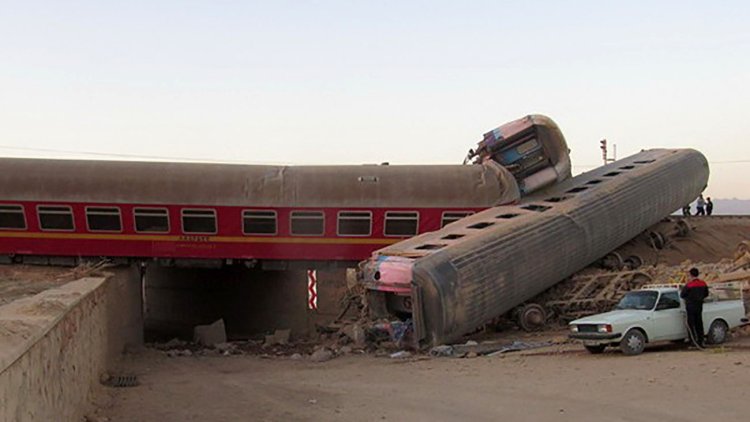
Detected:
[98,342,750,422]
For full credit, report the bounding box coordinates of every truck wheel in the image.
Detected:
[707,320,728,345]
[584,344,606,354]
[620,329,646,355]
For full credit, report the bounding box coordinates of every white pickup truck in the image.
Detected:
[569,284,748,355]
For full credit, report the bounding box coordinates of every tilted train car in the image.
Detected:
[362,148,709,347]
[0,115,570,268]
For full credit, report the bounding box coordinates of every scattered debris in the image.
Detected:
[429,345,454,357]
[163,338,187,349]
[485,341,553,357]
[427,340,555,358]
[166,349,193,358]
[101,374,139,388]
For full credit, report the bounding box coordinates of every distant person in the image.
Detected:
[680,267,709,347]
[706,197,714,216]
[682,204,691,216]
[696,194,706,216]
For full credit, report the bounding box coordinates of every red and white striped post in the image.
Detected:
[307,269,318,311]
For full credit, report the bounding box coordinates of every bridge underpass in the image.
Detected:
[143,265,354,341]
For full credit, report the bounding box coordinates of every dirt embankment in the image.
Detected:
[616,216,750,267]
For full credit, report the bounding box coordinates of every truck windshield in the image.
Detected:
[615,291,658,310]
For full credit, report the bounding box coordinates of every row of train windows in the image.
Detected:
[0,205,473,237]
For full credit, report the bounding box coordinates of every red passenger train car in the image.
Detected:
[0,115,570,268]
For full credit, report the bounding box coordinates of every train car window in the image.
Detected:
[441,211,474,228]
[337,211,372,236]
[415,244,445,250]
[521,204,551,212]
[566,187,588,193]
[38,205,74,231]
[134,208,170,233]
[243,210,277,235]
[468,221,494,229]
[0,205,26,230]
[384,211,419,236]
[182,209,217,234]
[441,234,464,240]
[86,207,122,232]
[290,211,325,236]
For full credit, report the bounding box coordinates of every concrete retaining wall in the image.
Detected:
[0,266,142,422]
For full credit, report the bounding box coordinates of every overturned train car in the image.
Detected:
[363,148,709,347]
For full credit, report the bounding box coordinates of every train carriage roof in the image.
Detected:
[0,158,520,208]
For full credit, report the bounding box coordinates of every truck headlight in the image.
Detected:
[570,325,579,332]
[597,324,613,333]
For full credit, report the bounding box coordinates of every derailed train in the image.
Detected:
[0,115,569,267]
[362,148,709,347]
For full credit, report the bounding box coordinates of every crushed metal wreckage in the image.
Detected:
[360,117,710,348]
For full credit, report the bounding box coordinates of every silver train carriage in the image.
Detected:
[363,148,709,347]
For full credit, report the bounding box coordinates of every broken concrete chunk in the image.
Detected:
[389,351,411,359]
[339,323,366,347]
[193,319,227,346]
[310,348,334,363]
[429,345,454,357]
[351,325,366,347]
[264,328,292,347]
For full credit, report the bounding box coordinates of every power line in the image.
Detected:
[0,145,291,166]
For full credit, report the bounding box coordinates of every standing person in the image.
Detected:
[706,197,714,216]
[680,268,709,347]
[682,204,691,216]
[696,194,706,216]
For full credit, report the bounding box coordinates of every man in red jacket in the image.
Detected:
[680,268,709,347]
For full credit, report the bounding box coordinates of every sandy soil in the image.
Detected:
[97,334,750,422]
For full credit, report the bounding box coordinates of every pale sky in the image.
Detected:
[1,1,748,198]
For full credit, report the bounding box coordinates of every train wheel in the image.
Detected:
[516,303,547,332]
[623,255,643,270]
[648,231,666,249]
[602,252,624,270]
[675,220,691,237]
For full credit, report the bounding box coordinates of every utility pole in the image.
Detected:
[599,139,616,165]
